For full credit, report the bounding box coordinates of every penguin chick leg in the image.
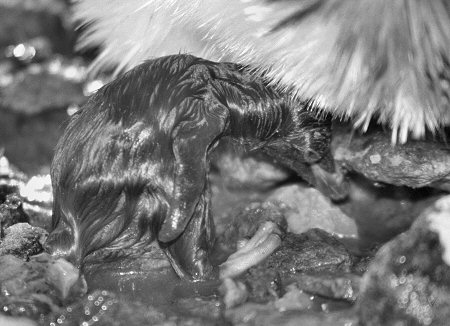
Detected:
[157,103,227,243]
[219,221,285,279]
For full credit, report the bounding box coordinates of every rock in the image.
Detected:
[267,184,358,237]
[0,254,85,320]
[220,228,360,306]
[257,229,354,280]
[0,223,47,259]
[291,272,361,302]
[332,123,450,189]
[240,264,282,303]
[274,283,313,311]
[357,195,450,326]
[0,194,29,230]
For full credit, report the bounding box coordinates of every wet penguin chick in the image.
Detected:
[45,55,332,281]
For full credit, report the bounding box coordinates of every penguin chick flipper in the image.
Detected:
[156,95,228,280]
[157,103,228,243]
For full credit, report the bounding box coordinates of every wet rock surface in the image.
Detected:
[259,229,354,277]
[357,196,450,326]
[267,183,358,237]
[291,272,361,302]
[0,254,84,321]
[332,123,450,189]
[239,265,283,303]
[218,227,365,325]
[0,223,47,260]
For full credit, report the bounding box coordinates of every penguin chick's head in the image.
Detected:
[73,0,450,143]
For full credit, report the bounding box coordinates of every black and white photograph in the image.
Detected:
[0,1,450,325]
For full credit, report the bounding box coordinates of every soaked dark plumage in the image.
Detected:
[46,54,331,280]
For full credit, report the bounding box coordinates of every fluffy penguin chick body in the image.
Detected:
[73,0,450,143]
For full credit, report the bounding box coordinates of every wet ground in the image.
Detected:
[1,139,448,325]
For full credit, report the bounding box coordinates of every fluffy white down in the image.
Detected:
[73,0,450,143]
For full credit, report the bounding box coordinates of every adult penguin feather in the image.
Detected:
[73,0,450,143]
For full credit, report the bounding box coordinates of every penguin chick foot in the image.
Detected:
[219,221,284,279]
